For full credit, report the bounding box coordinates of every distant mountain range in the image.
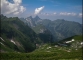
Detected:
[20,15,82,41]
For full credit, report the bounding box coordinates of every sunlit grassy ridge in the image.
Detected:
[0,43,82,60]
[58,35,82,43]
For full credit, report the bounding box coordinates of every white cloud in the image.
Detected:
[40,13,50,16]
[60,12,77,16]
[13,0,22,4]
[34,6,44,15]
[42,12,57,16]
[1,0,26,15]
[60,12,66,15]
[79,13,82,17]
[45,13,49,15]
[71,13,77,16]
[53,12,57,15]
[13,12,19,15]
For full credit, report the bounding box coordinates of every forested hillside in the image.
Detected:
[0,14,42,52]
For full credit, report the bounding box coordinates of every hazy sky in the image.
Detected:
[1,0,82,23]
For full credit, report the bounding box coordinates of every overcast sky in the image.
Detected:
[1,0,82,23]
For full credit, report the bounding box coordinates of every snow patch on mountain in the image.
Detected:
[0,42,5,46]
[65,39,75,43]
[11,39,16,44]
[0,37,5,41]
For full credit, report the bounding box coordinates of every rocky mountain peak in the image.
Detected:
[34,15,41,20]
[27,16,32,19]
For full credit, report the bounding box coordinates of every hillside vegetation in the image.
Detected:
[0,14,42,52]
[0,35,82,60]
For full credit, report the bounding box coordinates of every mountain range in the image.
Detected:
[20,15,82,41]
[0,14,82,53]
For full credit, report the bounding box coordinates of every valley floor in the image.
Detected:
[0,44,82,60]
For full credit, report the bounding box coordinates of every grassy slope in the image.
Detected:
[0,43,82,60]
[0,16,42,52]
[0,35,82,60]
[58,35,82,43]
